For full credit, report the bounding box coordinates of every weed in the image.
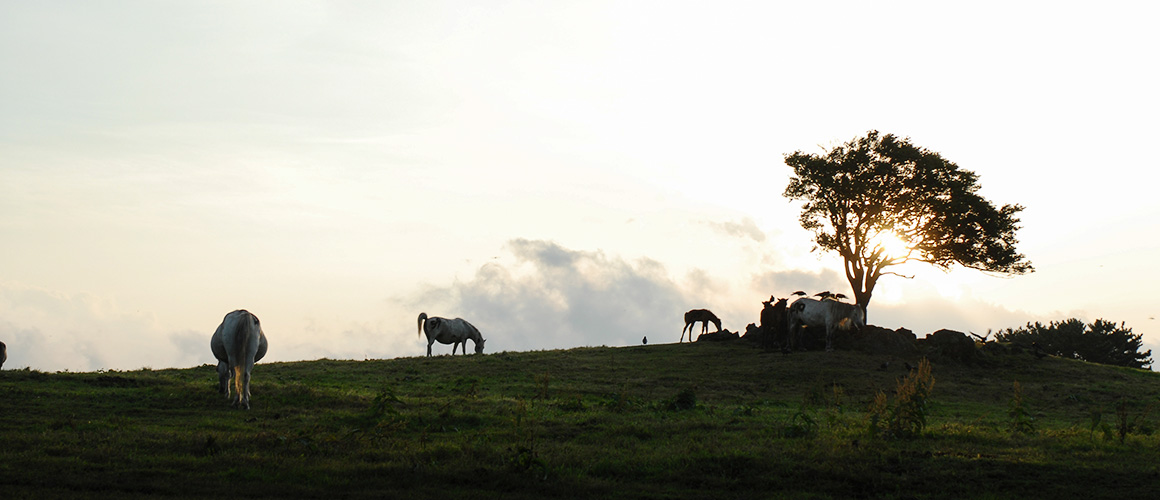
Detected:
[364,387,402,424]
[507,399,547,478]
[453,377,480,398]
[535,372,551,400]
[867,358,935,439]
[668,387,697,411]
[602,386,632,412]
[1008,381,1036,435]
[781,405,819,438]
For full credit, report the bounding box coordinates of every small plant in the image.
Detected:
[602,386,631,412]
[1008,381,1035,435]
[534,372,550,400]
[781,405,819,438]
[507,399,547,478]
[668,387,697,411]
[867,358,935,439]
[365,387,402,423]
[453,377,480,398]
[1117,399,1131,444]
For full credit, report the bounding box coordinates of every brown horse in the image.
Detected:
[681,309,722,342]
[759,296,788,349]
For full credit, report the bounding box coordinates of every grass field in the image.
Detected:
[2,340,1158,499]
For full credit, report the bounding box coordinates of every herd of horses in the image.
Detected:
[682,292,866,352]
[0,292,859,411]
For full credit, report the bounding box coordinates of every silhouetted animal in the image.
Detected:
[642,336,648,345]
[759,296,789,349]
[0,340,6,370]
[791,291,807,297]
[418,313,485,357]
[210,310,268,410]
[786,298,865,352]
[681,309,722,342]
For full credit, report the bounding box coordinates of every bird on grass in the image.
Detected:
[642,336,648,345]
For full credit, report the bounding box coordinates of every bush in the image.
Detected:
[868,358,935,439]
[995,318,1152,369]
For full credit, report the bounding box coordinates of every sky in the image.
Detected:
[1,1,1158,372]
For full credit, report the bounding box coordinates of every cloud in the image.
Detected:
[421,239,693,351]
[703,217,767,242]
[749,268,848,297]
[0,283,189,371]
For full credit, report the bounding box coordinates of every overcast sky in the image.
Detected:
[2,1,1157,371]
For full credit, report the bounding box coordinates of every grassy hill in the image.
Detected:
[2,340,1158,499]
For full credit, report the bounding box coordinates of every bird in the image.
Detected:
[642,336,648,345]
[833,293,848,301]
[792,291,807,296]
[815,291,833,299]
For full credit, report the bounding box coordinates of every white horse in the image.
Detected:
[418,313,485,357]
[210,310,268,409]
[786,298,865,352]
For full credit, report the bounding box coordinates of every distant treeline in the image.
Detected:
[995,318,1152,370]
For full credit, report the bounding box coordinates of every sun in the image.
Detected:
[870,230,913,261]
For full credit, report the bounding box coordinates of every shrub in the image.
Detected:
[867,358,935,439]
[995,318,1152,369]
[1008,381,1035,435]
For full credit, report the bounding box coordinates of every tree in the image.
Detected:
[783,130,1033,318]
[994,318,1153,369]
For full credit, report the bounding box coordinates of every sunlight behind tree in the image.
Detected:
[782,130,1033,320]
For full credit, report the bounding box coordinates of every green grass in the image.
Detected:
[2,341,1159,499]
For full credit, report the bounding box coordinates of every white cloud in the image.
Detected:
[704,217,767,243]
[416,239,692,352]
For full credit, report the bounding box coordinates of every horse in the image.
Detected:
[759,296,788,349]
[681,309,722,342]
[418,312,485,357]
[210,310,268,409]
[0,340,6,369]
[786,297,864,352]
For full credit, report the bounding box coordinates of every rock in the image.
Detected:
[838,325,919,356]
[697,329,740,342]
[920,329,981,363]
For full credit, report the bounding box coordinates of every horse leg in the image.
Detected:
[217,360,231,398]
[426,339,434,357]
[239,366,253,410]
[231,365,245,408]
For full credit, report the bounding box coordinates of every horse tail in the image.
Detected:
[417,312,428,338]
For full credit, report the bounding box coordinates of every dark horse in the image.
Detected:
[681,309,722,342]
[759,296,788,350]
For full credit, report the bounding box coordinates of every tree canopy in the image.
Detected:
[783,130,1033,315]
[995,318,1152,369]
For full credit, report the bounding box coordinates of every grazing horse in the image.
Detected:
[786,298,864,352]
[210,310,268,409]
[418,312,485,357]
[759,297,788,349]
[681,309,722,343]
